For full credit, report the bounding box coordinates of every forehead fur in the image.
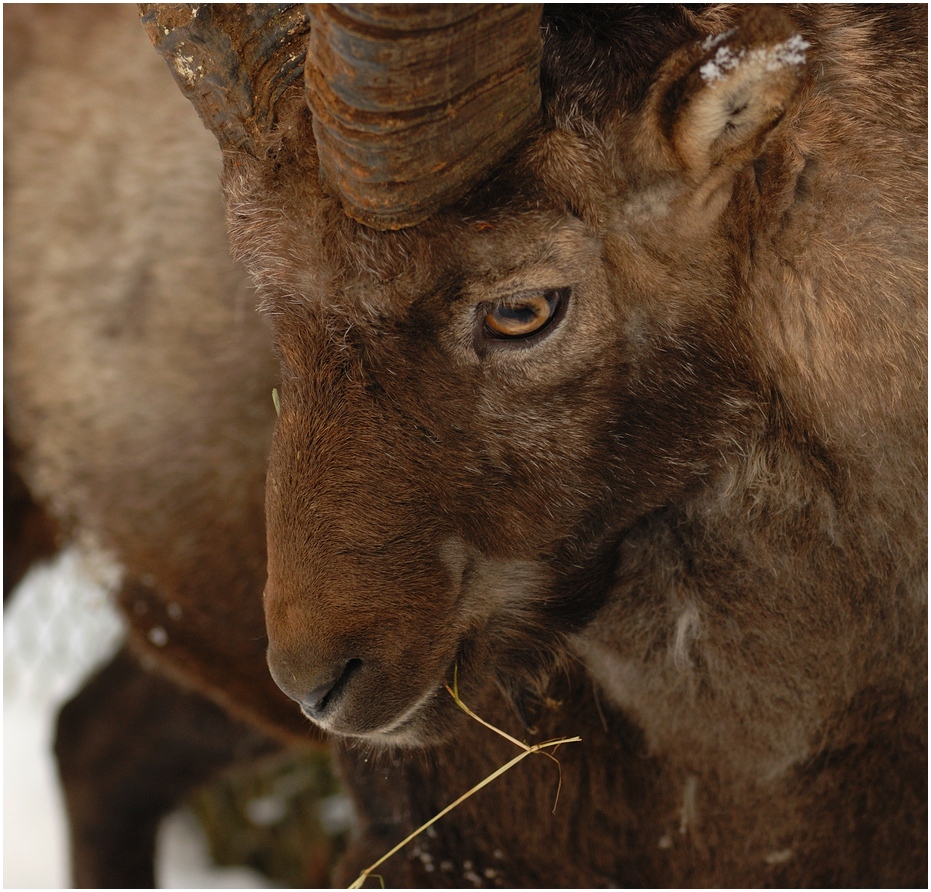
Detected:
[224,98,613,324]
[221,5,707,322]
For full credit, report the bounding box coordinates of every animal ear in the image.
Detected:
[633,7,810,218]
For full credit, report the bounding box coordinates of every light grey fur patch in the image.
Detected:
[439,536,549,619]
[672,604,702,672]
[679,774,699,835]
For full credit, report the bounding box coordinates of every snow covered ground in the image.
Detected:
[3,548,275,889]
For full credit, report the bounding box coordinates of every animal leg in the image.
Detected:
[54,645,279,888]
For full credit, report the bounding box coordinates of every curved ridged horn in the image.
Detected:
[140,4,544,230]
[305,4,544,230]
[139,4,311,155]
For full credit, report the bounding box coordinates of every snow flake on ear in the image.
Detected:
[701,28,736,52]
[700,34,810,84]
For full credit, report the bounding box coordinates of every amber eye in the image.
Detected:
[483,290,564,340]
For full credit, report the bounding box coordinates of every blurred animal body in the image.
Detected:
[4,3,926,887]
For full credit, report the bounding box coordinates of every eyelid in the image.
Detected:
[494,288,555,307]
[473,286,571,352]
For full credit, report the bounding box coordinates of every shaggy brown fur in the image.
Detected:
[5,4,926,887]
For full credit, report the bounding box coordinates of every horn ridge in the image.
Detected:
[305,3,544,229]
[140,3,310,155]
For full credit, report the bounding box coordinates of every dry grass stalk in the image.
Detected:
[348,673,582,889]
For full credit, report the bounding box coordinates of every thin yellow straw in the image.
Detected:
[348,675,581,889]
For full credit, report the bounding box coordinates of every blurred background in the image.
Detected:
[4,548,350,888]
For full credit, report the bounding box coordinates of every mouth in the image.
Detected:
[301,644,478,745]
[312,680,455,746]
[299,657,363,722]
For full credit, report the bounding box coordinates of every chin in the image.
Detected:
[317,681,472,749]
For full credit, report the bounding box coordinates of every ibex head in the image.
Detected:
[144,4,810,743]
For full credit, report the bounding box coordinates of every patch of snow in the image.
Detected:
[149,624,170,646]
[3,699,69,887]
[171,47,204,88]
[702,28,736,52]
[700,34,811,84]
[245,794,289,828]
[4,548,278,888]
[158,811,276,889]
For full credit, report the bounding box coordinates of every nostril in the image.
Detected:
[301,678,338,714]
[301,658,362,717]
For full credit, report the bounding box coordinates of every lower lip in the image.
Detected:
[299,681,439,740]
